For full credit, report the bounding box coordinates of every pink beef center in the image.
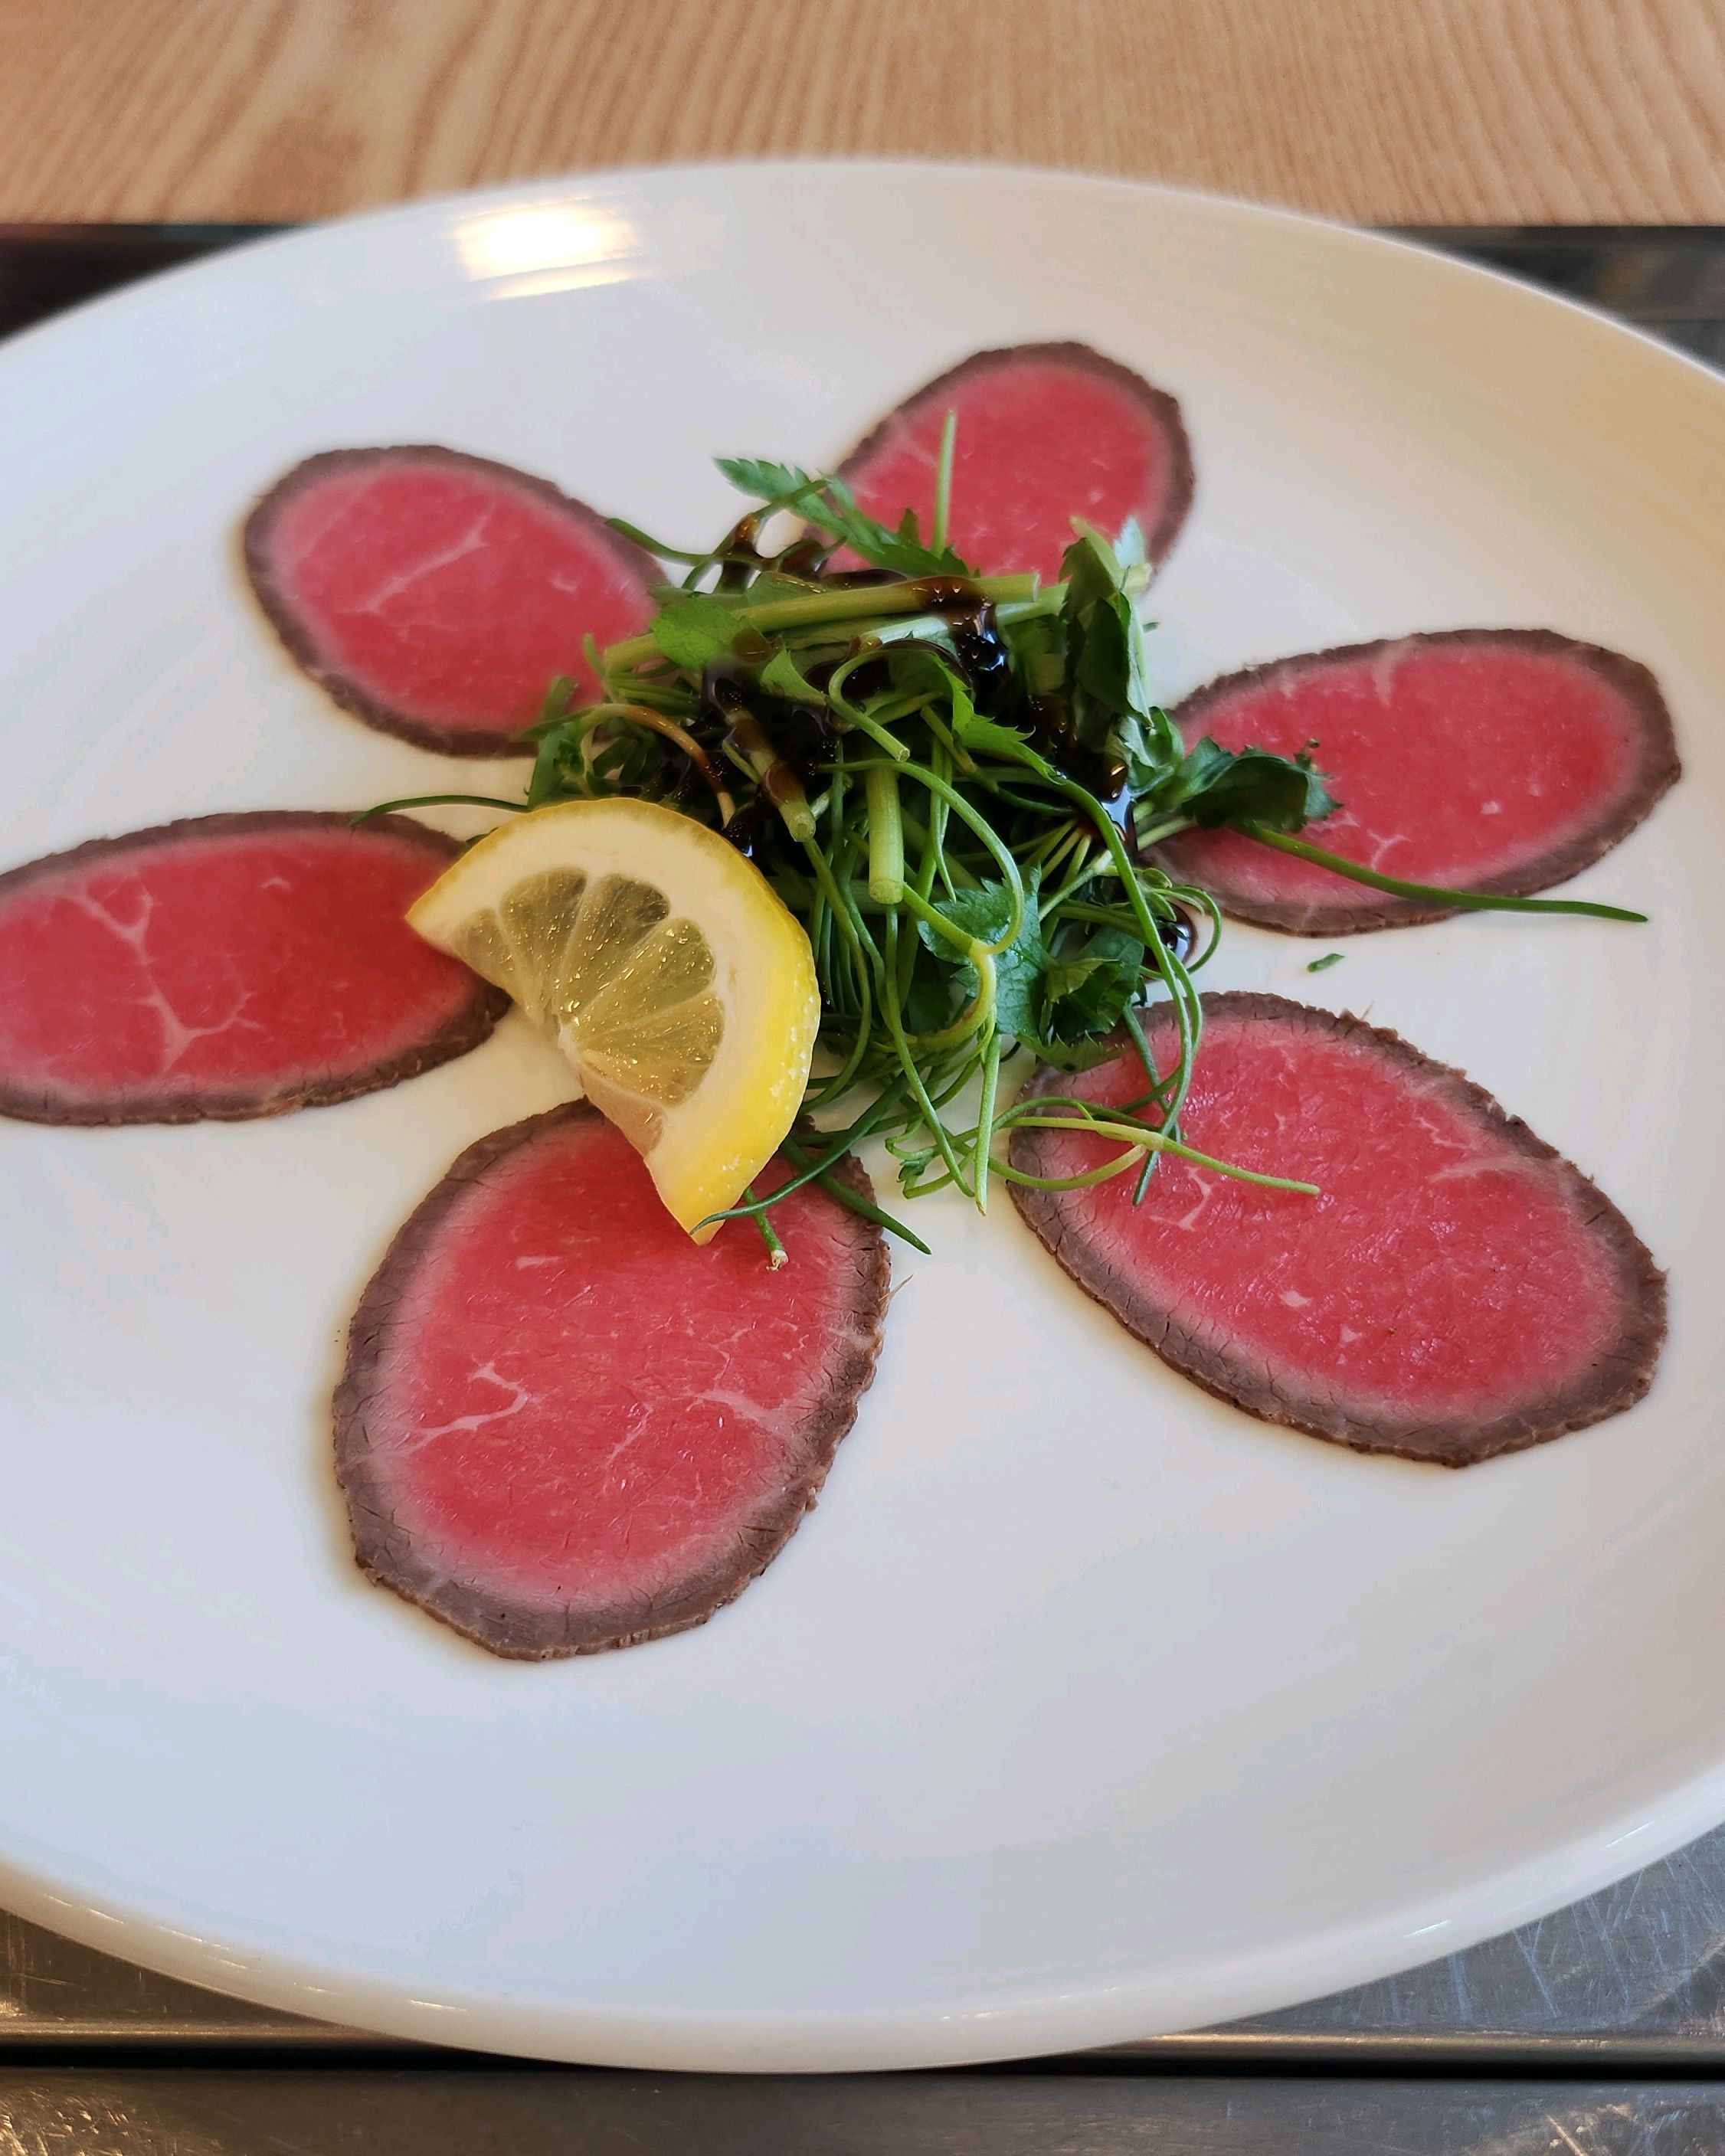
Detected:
[1166,644,1640,901]
[0,829,473,1098]
[848,359,1178,583]
[267,463,650,731]
[368,1123,865,1607]
[1039,1015,1624,1418]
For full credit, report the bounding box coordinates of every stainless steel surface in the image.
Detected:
[1168,1819,1725,2062]
[3,2073,1725,2154]
[1,221,1721,2147]
[0,1909,342,2046]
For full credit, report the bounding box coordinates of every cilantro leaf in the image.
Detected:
[715,456,968,577]
[713,456,815,505]
[1108,708,1181,798]
[1059,522,1131,614]
[1073,591,1151,739]
[1004,610,1068,698]
[759,645,826,704]
[902,943,961,1034]
[950,708,1055,774]
[1152,736,1338,833]
[1043,925,1146,1039]
[819,490,966,577]
[918,877,1049,1039]
[650,592,744,672]
[1059,522,1156,751]
[871,641,970,707]
[921,880,1021,948]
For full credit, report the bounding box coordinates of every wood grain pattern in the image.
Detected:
[1,0,1723,224]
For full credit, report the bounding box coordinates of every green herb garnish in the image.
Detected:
[372,427,1645,1249]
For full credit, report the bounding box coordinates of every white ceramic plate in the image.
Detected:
[1,164,1722,2074]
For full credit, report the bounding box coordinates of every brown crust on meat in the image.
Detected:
[241,446,658,759]
[1157,630,1681,934]
[333,1104,892,1658]
[836,340,1196,567]
[0,810,507,1127]
[1009,991,1666,1467]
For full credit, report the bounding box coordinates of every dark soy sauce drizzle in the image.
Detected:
[694,571,1137,862]
[902,579,1129,810]
[1151,904,1197,963]
[713,512,768,591]
[702,659,834,862]
[719,798,775,859]
[824,566,902,589]
[1023,695,1131,821]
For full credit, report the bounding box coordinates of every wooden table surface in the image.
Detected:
[3,0,1724,227]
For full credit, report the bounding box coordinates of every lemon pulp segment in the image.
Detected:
[408,800,819,1238]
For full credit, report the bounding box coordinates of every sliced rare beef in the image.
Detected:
[1009,992,1664,1465]
[334,1105,890,1658]
[837,342,1195,582]
[0,812,505,1125]
[243,447,657,757]
[1157,630,1680,933]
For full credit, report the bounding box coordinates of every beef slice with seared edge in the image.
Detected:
[243,446,657,757]
[837,342,1195,583]
[1157,630,1680,934]
[335,1104,890,1658]
[1010,992,1664,1465]
[0,812,506,1126]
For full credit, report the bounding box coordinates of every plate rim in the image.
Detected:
[7,154,1723,402]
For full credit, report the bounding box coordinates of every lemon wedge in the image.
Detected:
[408,800,819,1240]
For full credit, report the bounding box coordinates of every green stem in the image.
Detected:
[881,915,974,1199]
[849,756,1026,955]
[825,653,912,761]
[744,1188,787,1268]
[917,698,974,774]
[972,1027,1002,1213]
[604,515,716,565]
[866,764,905,905]
[915,748,946,905]
[601,574,1043,669]
[1122,1001,1179,1111]
[1046,900,1148,931]
[931,407,957,555]
[800,841,879,1104]
[997,1148,1163,1194]
[725,722,812,840]
[352,794,525,825]
[1131,814,1194,849]
[1239,824,1647,922]
[780,1138,932,1255]
[1039,847,1106,917]
[697,1081,912,1232]
[1122,1002,1173,1203]
[895,884,974,958]
[1003,1113,1319,1195]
